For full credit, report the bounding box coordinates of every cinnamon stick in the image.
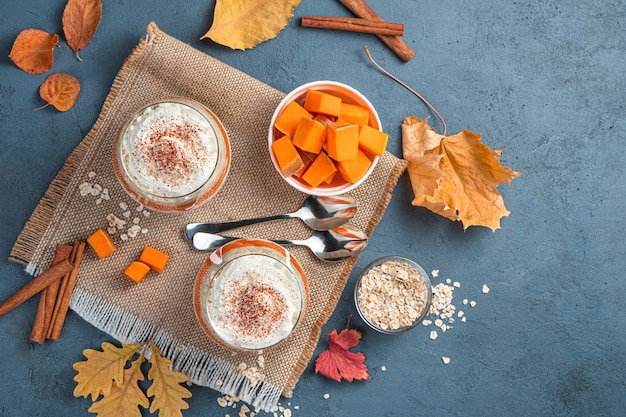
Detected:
[0,260,73,317]
[338,0,415,62]
[47,241,85,340]
[302,16,404,36]
[29,244,73,344]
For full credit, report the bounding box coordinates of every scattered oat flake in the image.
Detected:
[445,278,451,284]
[470,300,477,307]
[461,317,467,322]
[323,393,330,399]
[431,269,439,277]
[442,356,451,364]
[482,284,490,294]
[381,365,387,371]
[463,299,468,305]
[453,281,460,288]
[429,330,438,340]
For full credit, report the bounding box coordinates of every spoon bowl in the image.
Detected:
[184,194,357,239]
[192,225,368,262]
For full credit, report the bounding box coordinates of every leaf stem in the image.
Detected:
[33,103,50,112]
[363,46,447,136]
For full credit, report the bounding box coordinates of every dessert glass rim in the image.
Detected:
[112,96,230,212]
[193,238,309,353]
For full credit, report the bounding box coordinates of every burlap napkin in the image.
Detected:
[10,23,407,411]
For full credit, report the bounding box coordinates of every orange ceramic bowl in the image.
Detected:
[268,81,382,196]
[193,238,309,353]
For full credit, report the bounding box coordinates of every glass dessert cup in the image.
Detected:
[193,239,309,353]
[113,97,230,213]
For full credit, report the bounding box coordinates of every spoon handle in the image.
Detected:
[185,213,293,239]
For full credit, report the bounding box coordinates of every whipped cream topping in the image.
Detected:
[120,101,219,198]
[206,254,302,350]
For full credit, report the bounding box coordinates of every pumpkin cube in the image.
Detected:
[139,246,169,273]
[336,149,372,184]
[304,90,341,117]
[292,117,326,154]
[124,261,151,284]
[301,152,338,188]
[86,228,117,259]
[272,135,305,177]
[339,102,370,126]
[326,122,359,161]
[358,125,389,157]
[274,101,313,137]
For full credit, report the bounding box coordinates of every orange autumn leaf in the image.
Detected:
[62,0,102,61]
[201,0,301,50]
[38,73,81,112]
[315,325,371,382]
[8,29,58,74]
[402,116,522,231]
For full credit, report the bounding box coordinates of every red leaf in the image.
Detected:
[315,326,371,382]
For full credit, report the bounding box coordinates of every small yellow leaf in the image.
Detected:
[147,342,192,417]
[403,116,522,231]
[201,0,301,50]
[73,342,142,401]
[87,356,149,417]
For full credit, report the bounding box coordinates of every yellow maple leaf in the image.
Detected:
[87,356,149,417]
[147,342,192,417]
[73,342,142,401]
[402,116,522,231]
[201,0,301,50]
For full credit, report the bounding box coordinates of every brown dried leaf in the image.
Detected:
[403,116,522,231]
[62,0,102,61]
[39,73,81,112]
[8,29,58,74]
[87,354,149,417]
[147,342,192,417]
[73,342,143,401]
[201,0,301,50]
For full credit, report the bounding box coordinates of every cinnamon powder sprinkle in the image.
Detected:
[221,272,288,339]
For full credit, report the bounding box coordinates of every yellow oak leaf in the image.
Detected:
[201,0,301,50]
[87,355,149,417]
[402,116,522,231]
[73,342,142,401]
[147,342,192,417]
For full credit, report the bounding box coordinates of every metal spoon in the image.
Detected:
[192,225,368,262]
[184,194,357,240]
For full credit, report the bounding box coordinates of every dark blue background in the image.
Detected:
[1,1,625,416]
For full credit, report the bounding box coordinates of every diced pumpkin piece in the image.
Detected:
[304,89,341,117]
[139,246,169,273]
[301,152,338,188]
[124,261,151,284]
[326,122,359,161]
[339,102,370,126]
[336,149,372,184]
[292,117,326,154]
[272,135,305,177]
[274,101,313,137]
[358,125,389,156]
[87,228,117,259]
